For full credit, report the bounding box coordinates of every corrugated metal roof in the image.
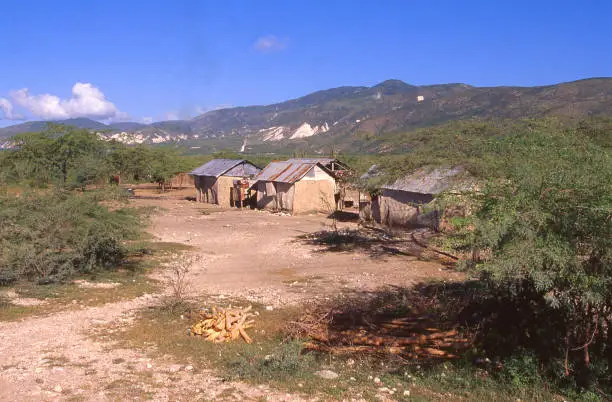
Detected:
[190,159,251,177]
[383,167,467,194]
[255,161,320,184]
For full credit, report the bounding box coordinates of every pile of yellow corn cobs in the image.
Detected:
[190,306,255,343]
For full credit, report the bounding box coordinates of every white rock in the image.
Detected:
[53,385,63,393]
[185,365,194,371]
[374,377,381,384]
[314,370,339,379]
[404,390,411,396]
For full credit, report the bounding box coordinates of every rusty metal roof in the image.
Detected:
[285,158,350,171]
[255,161,324,184]
[285,158,336,165]
[190,159,260,178]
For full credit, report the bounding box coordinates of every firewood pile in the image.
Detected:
[190,306,255,343]
[287,307,471,361]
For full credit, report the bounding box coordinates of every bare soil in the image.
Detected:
[0,186,462,401]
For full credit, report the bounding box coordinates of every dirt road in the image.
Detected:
[138,197,461,306]
[0,194,460,401]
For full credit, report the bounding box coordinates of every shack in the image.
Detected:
[360,166,470,229]
[190,159,261,207]
[284,158,356,209]
[255,161,336,214]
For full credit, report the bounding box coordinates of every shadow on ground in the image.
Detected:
[295,227,427,259]
[286,281,482,362]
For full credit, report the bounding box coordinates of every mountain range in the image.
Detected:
[1,77,611,152]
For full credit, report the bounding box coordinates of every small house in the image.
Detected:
[361,166,470,229]
[190,159,261,207]
[255,161,336,214]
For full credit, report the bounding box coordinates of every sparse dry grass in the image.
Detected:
[0,241,192,321]
[105,291,565,401]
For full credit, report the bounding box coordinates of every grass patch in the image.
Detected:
[0,296,36,321]
[108,294,573,401]
[0,241,191,321]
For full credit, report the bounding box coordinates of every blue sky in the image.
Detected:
[0,0,610,127]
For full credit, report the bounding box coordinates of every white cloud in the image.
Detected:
[0,97,24,120]
[10,82,123,120]
[141,116,153,124]
[253,35,287,53]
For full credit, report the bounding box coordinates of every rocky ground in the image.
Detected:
[0,188,461,401]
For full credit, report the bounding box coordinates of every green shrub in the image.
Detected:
[0,189,144,283]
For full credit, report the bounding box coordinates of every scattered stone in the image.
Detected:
[403,390,411,396]
[73,280,119,289]
[265,306,274,311]
[314,370,339,379]
[168,364,182,373]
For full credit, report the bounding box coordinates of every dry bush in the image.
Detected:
[161,253,202,311]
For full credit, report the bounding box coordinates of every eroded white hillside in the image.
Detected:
[259,126,287,141]
[289,122,329,140]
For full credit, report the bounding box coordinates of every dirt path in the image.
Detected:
[138,198,461,307]
[0,195,460,401]
[0,292,307,401]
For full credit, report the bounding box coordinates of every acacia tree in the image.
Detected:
[466,126,612,385]
[6,124,110,187]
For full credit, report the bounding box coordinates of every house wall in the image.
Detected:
[194,175,241,206]
[292,179,336,214]
[275,182,295,211]
[377,189,437,228]
[194,176,218,203]
[215,176,240,207]
[257,181,277,210]
[256,181,296,211]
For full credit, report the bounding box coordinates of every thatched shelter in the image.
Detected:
[361,166,471,228]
